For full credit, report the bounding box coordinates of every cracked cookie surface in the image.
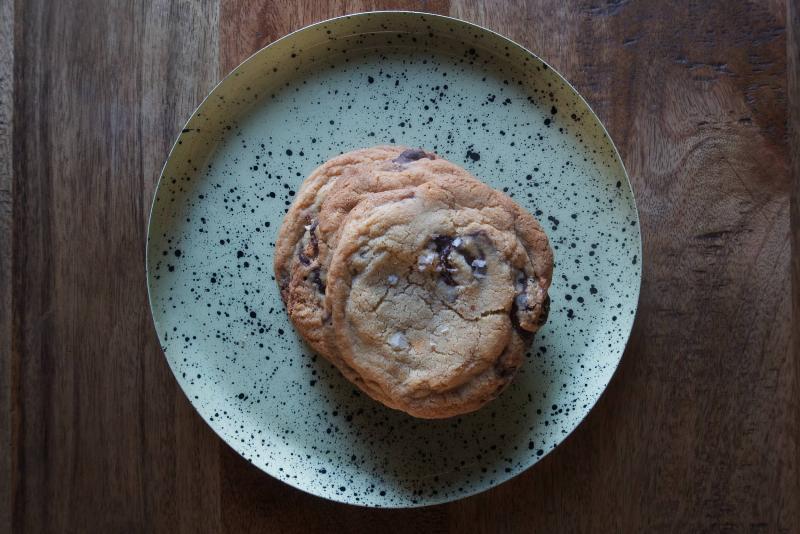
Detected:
[274,145,479,360]
[326,175,552,418]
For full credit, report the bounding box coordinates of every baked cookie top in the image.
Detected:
[326,175,552,418]
[273,146,472,359]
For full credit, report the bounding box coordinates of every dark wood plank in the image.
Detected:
[448,0,797,532]
[10,0,222,531]
[219,0,451,74]
[139,3,223,533]
[789,0,800,529]
[0,0,13,531]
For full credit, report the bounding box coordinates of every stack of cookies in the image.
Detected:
[274,146,553,418]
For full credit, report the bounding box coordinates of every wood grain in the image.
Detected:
[789,1,800,531]
[9,0,222,532]
[219,0,450,75]
[2,0,798,532]
[0,0,13,531]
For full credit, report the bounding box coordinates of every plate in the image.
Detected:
[147,11,641,507]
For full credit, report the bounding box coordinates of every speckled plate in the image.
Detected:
[146,11,640,507]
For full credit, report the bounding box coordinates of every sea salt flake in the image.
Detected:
[417,252,436,271]
[388,332,410,350]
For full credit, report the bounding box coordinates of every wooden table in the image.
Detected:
[2,1,798,532]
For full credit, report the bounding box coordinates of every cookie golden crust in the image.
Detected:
[326,177,552,419]
[274,146,553,418]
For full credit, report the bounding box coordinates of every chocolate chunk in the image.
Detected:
[511,272,550,332]
[432,235,454,255]
[426,234,488,286]
[431,235,457,286]
[311,267,326,293]
[393,148,436,165]
[537,295,551,326]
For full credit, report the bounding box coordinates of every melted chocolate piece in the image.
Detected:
[510,274,550,333]
[432,235,454,251]
[427,234,488,286]
[431,235,457,286]
[537,295,551,326]
[392,148,436,165]
[311,268,326,293]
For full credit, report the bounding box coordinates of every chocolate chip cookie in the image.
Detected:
[274,146,553,418]
[326,175,552,418]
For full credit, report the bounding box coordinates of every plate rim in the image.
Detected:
[146,9,643,508]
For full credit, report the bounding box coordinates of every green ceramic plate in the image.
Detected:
[147,11,640,507]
